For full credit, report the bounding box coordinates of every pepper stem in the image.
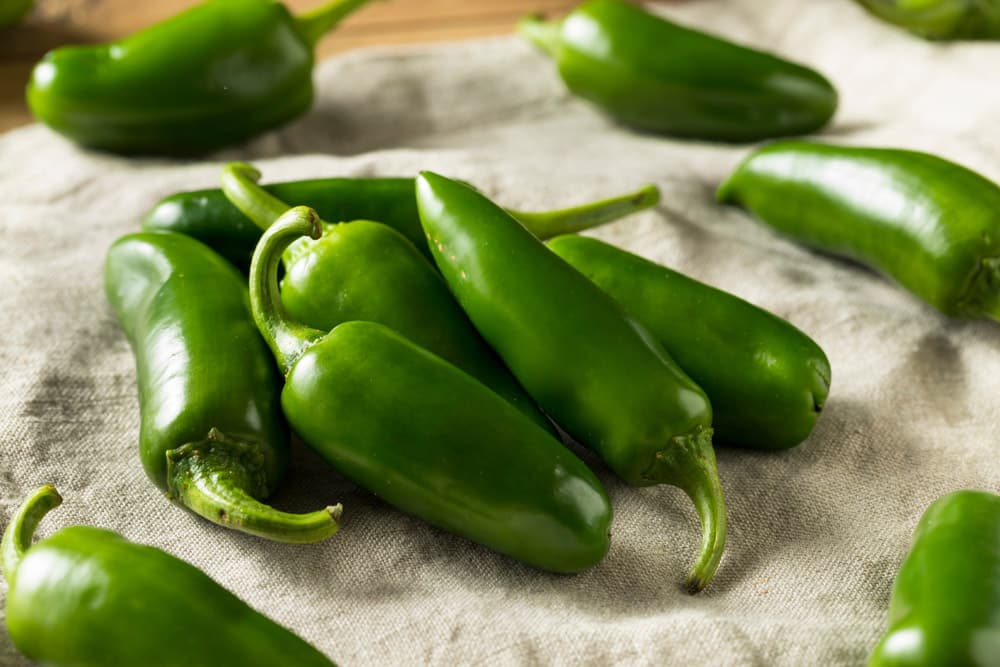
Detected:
[513,185,660,239]
[249,206,327,374]
[221,162,289,233]
[2,485,62,586]
[644,427,727,593]
[166,428,341,543]
[960,256,1000,322]
[296,0,378,50]
[518,13,563,58]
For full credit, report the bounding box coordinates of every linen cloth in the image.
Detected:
[2,1,999,664]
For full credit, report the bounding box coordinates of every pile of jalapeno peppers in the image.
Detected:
[5,0,1000,665]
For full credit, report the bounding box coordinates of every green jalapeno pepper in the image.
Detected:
[415,172,727,592]
[869,489,1000,666]
[0,0,32,28]
[220,163,556,433]
[548,235,831,451]
[248,206,613,573]
[718,140,1000,322]
[143,174,660,270]
[519,0,838,142]
[855,0,1000,39]
[27,0,374,154]
[2,486,336,666]
[105,231,339,542]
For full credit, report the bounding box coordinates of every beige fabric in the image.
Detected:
[2,1,999,664]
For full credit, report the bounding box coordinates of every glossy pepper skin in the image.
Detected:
[27,0,374,155]
[105,231,339,542]
[519,0,837,142]
[220,162,554,433]
[248,207,613,573]
[855,0,1000,39]
[718,141,1000,322]
[416,172,727,592]
[143,174,660,270]
[548,235,831,451]
[869,490,1000,666]
[1,486,336,667]
[0,0,32,28]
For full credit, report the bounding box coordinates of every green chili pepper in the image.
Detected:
[220,162,553,433]
[855,0,1000,39]
[869,489,1000,666]
[143,174,660,270]
[26,0,375,154]
[519,0,837,142]
[415,172,727,592]
[1,486,336,666]
[105,231,339,542]
[717,140,1000,322]
[548,235,831,451]
[0,0,32,28]
[248,207,613,573]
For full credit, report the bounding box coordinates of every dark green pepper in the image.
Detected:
[27,0,374,154]
[869,489,1000,666]
[519,0,838,142]
[415,172,727,592]
[548,235,831,450]
[718,140,1000,322]
[1,486,336,666]
[0,0,32,28]
[220,163,555,433]
[855,0,1000,39]
[143,173,660,270]
[248,206,613,573]
[105,231,338,542]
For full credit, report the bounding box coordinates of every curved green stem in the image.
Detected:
[2,485,62,586]
[518,13,563,58]
[249,206,327,374]
[515,184,660,239]
[296,0,378,50]
[221,162,289,233]
[644,427,727,593]
[166,428,340,544]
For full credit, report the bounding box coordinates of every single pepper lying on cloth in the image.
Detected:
[248,207,613,573]
[2,486,337,667]
[854,0,1000,39]
[105,231,339,542]
[548,235,831,451]
[519,0,838,142]
[220,162,554,434]
[718,140,1000,322]
[416,172,727,592]
[27,0,375,154]
[143,172,660,269]
[868,489,1000,666]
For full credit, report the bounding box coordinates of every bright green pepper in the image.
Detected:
[869,489,1000,666]
[548,235,831,450]
[519,0,838,142]
[855,0,1000,39]
[143,174,660,270]
[415,172,727,592]
[1,486,336,667]
[105,231,339,542]
[718,140,1000,322]
[0,0,32,28]
[220,162,554,433]
[248,206,614,573]
[27,0,374,154]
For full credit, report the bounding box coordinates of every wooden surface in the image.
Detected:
[0,0,579,132]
